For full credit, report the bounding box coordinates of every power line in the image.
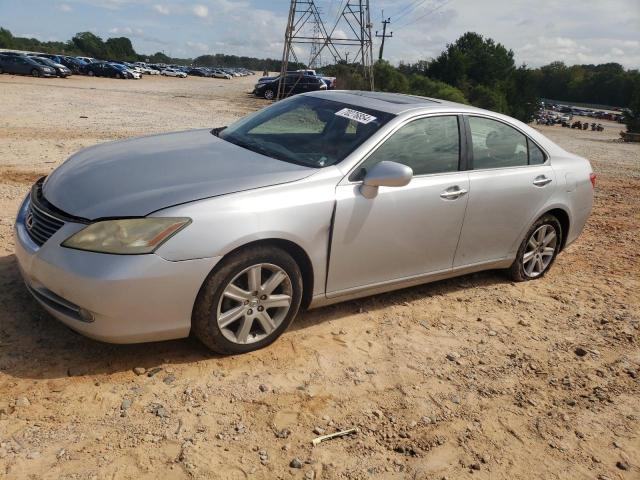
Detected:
[395,0,453,29]
[393,0,430,24]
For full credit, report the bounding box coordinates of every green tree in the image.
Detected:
[407,74,468,104]
[374,61,410,92]
[72,32,107,58]
[504,66,540,122]
[0,27,15,48]
[624,81,640,133]
[427,32,515,89]
[105,37,136,61]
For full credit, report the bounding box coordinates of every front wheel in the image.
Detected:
[31,69,40,77]
[192,246,303,354]
[509,214,562,281]
[87,70,95,77]
[263,89,275,100]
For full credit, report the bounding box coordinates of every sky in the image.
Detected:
[0,0,638,68]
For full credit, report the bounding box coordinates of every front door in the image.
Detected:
[327,115,469,295]
[454,115,556,267]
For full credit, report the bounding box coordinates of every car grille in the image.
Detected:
[25,181,66,246]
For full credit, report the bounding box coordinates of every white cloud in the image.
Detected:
[186,40,209,52]
[153,4,170,15]
[192,4,208,18]
[58,3,72,12]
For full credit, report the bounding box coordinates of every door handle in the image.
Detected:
[533,175,552,187]
[440,187,468,200]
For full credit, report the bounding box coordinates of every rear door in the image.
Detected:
[453,115,555,267]
[14,57,30,74]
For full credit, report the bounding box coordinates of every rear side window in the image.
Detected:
[528,139,546,164]
[469,117,528,169]
[357,115,460,177]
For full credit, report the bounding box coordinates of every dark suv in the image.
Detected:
[85,62,129,79]
[254,73,327,100]
[0,54,57,77]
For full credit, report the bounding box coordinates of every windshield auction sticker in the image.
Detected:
[335,108,377,124]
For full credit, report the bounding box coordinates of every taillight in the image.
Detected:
[590,173,596,188]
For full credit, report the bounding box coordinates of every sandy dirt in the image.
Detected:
[0,74,638,480]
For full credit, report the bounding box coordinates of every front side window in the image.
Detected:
[468,116,533,169]
[219,96,394,168]
[354,115,460,179]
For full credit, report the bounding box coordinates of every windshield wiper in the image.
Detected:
[210,126,227,137]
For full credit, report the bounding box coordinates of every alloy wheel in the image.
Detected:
[522,224,557,278]
[264,89,275,100]
[216,263,293,345]
[31,69,40,77]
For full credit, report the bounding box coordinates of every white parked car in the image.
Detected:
[142,67,160,75]
[161,68,187,78]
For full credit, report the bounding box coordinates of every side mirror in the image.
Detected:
[360,161,413,199]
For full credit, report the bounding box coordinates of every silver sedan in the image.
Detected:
[14,91,594,354]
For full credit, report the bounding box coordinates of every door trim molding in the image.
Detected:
[312,257,512,308]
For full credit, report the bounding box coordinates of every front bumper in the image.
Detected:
[14,196,220,344]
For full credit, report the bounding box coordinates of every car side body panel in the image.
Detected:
[14,91,594,344]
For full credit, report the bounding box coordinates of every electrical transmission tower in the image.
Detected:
[308,9,323,69]
[279,0,374,99]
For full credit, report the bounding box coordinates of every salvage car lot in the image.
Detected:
[0,74,638,479]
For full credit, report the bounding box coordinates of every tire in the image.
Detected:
[116,73,122,79]
[88,70,95,77]
[31,69,40,77]
[264,89,275,100]
[192,246,303,354]
[0,66,3,74]
[509,214,562,282]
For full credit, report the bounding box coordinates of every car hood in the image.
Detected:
[43,129,315,219]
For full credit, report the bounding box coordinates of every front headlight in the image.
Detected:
[62,218,191,254]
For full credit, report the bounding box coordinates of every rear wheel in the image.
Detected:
[31,69,40,77]
[264,89,275,100]
[0,66,4,74]
[192,246,303,354]
[509,214,562,281]
[88,70,95,77]
[116,72,123,79]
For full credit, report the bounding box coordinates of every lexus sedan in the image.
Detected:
[14,91,594,354]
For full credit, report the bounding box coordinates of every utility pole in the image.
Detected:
[376,16,392,61]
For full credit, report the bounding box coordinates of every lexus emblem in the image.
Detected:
[25,212,34,231]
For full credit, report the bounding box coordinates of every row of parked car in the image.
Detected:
[0,50,256,81]
[253,69,336,100]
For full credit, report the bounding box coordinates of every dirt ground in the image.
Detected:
[0,74,638,480]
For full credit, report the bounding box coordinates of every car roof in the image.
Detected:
[305,90,484,115]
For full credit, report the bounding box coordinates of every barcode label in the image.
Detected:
[335,108,377,124]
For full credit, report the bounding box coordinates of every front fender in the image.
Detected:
[153,175,338,297]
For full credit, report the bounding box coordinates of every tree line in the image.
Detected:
[1,27,638,131]
[0,27,289,70]
[325,32,638,130]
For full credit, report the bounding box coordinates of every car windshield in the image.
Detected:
[218,95,394,168]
